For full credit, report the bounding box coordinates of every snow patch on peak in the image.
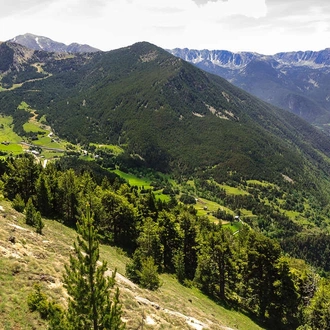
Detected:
[35,37,43,50]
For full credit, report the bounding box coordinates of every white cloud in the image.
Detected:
[0,0,329,54]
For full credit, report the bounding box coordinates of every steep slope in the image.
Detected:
[169,48,330,131]
[1,41,330,198]
[9,33,100,53]
[0,201,261,329]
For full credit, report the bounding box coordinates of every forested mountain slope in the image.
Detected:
[1,41,330,199]
[169,47,330,132]
[0,155,323,330]
[2,41,330,329]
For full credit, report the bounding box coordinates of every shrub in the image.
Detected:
[27,284,49,319]
[137,257,161,290]
[12,193,25,212]
[179,194,196,205]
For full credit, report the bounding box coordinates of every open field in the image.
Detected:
[218,184,249,196]
[195,197,232,223]
[90,143,124,156]
[0,106,67,159]
[0,116,24,155]
[113,169,153,188]
[0,116,22,144]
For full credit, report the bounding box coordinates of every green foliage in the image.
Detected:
[3,153,41,203]
[2,123,330,328]
[173,249,185,284]
[281,233,330,272]
[53,204,125,329]
[195,225,235,300]
[35,172,52,216]
[179,194,196,205]
[305,279,330,330]
[25,197,36,226]
[99,189,138,249]
[2,41,330,206]
[27,284,49,318]
[25,197,44,234]
[126,253,161,291]
[136,217,163,268]
[35,211,44,234]
[244,232,281,318]
[179,211,198,281]
[137,256,161,290]
[158,210,182,273]
[126,217,163,290]
[126,249,143,284]
[12,193,25,212]
[27,284,66,328]
[0,39,330,327]
[58,169,78,227]
[0,43,14,72]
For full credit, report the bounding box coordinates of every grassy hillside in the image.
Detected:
[0,200,263,330]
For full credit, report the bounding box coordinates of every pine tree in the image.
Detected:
[12,193,25,212]
[137,256,161,290]
[35,211,44,235]
[2,154,41,203]
[59,169,78,227]
[25,197,36,226]
[51,204,125,329]
[195,226,234,300]
[36,172,52,216]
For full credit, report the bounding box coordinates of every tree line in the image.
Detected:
[1,154,330,329]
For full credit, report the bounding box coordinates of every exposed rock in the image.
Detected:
[40,274,56,283]
[8,236,16,244]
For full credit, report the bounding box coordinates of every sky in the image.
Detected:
[0,0,330,55]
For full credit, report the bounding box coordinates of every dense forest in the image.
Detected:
[2,153,330,330]
[3,41,330,196]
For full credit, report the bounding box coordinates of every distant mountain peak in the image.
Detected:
[169,47,330,71]
[168,47,330,129]
[8,33,100,53]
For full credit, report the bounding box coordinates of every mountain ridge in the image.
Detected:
[169,47,330,69]
[8,33,100,53]
[168,47,330,129]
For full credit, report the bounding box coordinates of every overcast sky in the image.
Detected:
[0,0,329,55]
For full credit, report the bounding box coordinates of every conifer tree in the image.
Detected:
[36,172,52,216]
[25,197,37,226]
[12,193,25,212]
[35,211,44,235]
[52,204,125,330]
[25,198,45,234]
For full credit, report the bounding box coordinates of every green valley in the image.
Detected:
[1,40,330,329]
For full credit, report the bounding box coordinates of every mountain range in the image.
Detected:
[7,34,330,133]
[8,33,100,53]
[168,47,330,133]
[3,35,330,329]
[1,39,330,201]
